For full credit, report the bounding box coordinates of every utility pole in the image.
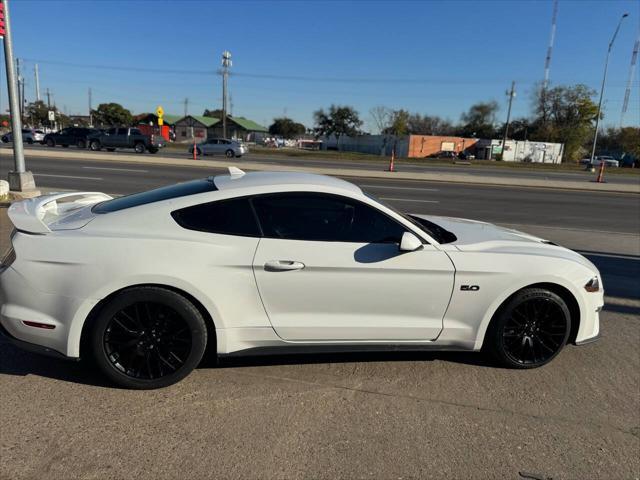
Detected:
[34,63,40,101]
[1,0,37,193]
[590,13,629,164]
[221,50,232,138]
[501,81,516,160]
[46,87,51,108]
[543,0,558,91]
[88,87,92,126]
[16,56,22,121]
[620,32,639,127]
[183,97,188,117]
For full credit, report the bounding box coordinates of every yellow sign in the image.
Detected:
[158,118,164,126]
[156,105,164,118]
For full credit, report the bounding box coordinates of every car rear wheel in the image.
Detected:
[46,138,55,147]
[89,140,101,151]
[225,149,235,158]
[486,288,570,369]
[90,287,208,389]
[77,139,86,149]
[134,142,146,154]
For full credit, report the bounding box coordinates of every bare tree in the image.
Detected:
[369,106,392,134]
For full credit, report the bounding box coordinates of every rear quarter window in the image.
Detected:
[171,197,260,237]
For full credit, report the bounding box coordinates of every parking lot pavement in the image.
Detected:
[1,209,639,479]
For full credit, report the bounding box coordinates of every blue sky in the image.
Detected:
[2,0,639,131]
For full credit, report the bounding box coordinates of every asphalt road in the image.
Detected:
[6,142,640,186]
[1,153,639,234]
[1,152,639,479]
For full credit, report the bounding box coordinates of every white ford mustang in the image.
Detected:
[0,169,603,389]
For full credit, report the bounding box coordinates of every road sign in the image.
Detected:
[156,105,164,118]
[48,110,55,121]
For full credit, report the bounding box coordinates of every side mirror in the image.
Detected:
[399,232,423,252]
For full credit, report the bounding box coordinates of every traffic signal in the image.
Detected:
[0,1,5,38]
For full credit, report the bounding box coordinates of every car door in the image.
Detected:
[56,128,72,144]
[202,138,217,155]
[252,193,455,342]
[101,128,117,147]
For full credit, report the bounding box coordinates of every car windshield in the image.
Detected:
[364,193,456,244]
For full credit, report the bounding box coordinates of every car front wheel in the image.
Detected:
[225,149,235,158]
[89,140,101,151]
[46,138,55,147]
[485,288,571,368]
[90,286,208,389]
[134,143,146,154]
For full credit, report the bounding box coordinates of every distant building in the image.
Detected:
[174,115,220,142]
[475,139,564,163]
[173,115,267,142]
[208,116,268,142]
[408,135,479,158]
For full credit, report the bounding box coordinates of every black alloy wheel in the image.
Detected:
[134,142,145,154]
[225,149,235,158]
[89,140,101,151]
[487,288,570,368]
[90,287,208,389]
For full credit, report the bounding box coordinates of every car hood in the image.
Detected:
[413,214,598,272]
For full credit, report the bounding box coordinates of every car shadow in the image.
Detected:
[0,340,495,388]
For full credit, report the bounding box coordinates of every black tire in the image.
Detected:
[77,139,86,149]
[89,140,101,151]
[1,137,8,143]
[134,142,146,154]
[225,149,235,158]
[46,138,55,147]
[90,286,208,389]
[106,148,116,152]
[485,288,571,369]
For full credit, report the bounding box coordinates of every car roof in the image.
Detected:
[213,170,362,194]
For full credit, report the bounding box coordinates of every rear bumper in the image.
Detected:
[0,266,80,358]
[0,322,74,360]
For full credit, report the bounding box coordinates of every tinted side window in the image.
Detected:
[171,198,259,237]
[107,128,117,135]
[117,128,129,135]
[252,194,406,243]
[130,128,142,135]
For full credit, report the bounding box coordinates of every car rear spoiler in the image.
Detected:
[7,192,113,234]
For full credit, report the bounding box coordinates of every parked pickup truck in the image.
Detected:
[88,127,166,154]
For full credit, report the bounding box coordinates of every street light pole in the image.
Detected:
[590,12,629,164]
[1,0,36,193]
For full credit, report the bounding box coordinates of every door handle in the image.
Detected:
[264,260,305,272]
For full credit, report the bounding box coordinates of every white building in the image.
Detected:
[476,139,564,163]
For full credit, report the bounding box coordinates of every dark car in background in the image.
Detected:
[88,127,166,154]
[44,127,100,149]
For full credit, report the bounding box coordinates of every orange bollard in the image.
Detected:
[596,160,605,183]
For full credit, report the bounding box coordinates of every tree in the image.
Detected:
[530,84,599,162]
[91,103,133,127]
[25,100,55,126]
[268,117,306,138]
[203,109,223,118]
[598,126,640,161]
[313,105,362,149]
[383,109,410,137]
[369,106,392,134]
[407,114,455,135]
[459,101,499,138]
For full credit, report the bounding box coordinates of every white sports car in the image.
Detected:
[0,169,603,389]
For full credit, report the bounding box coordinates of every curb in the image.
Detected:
[1,148,638,194]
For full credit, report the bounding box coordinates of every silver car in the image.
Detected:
[1,129,37,144]
[189,138,247,158]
